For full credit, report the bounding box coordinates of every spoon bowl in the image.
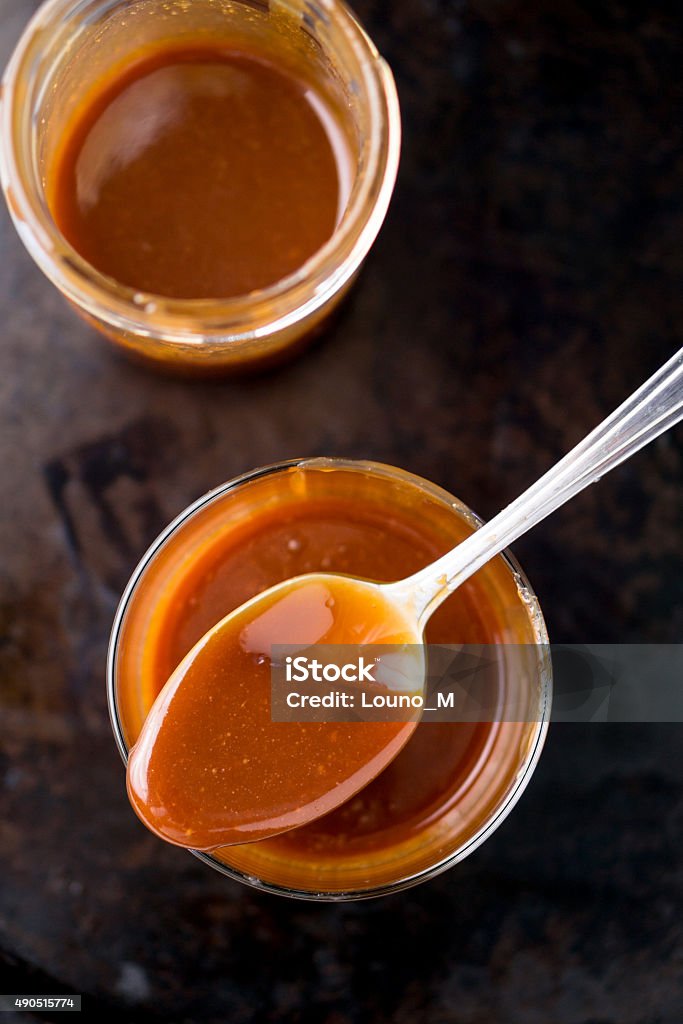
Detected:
[127,572,423,850]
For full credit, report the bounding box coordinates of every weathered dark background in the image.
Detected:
[1,1,682,1021]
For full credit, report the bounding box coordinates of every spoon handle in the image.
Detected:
[396,346,683,629]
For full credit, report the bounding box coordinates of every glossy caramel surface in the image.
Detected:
[115,466,539,891]
[126,575,418,850]
[49,46,349,299]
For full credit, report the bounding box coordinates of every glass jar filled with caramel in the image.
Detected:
[1,0,400,373]
[109,459,551,899]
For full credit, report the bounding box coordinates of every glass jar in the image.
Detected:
[0,0,400,373]
[108,458,551,900]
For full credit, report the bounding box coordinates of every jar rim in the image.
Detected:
[106,457,552,901]
[0,0,401,343]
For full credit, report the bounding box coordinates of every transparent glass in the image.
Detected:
[0,0,400,373]
[107,459,552,901]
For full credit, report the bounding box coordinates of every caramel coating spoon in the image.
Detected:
[128,347,683,849]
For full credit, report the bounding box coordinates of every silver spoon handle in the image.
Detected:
[396,346,683,628]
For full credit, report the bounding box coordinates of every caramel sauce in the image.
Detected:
[126,575,418,850]
[49,45,351,299]
[115,468,537,891]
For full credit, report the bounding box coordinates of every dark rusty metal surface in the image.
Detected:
[0,1,682,1021]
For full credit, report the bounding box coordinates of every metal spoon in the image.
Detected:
[128,347,683,849]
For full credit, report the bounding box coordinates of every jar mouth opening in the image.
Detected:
[106,457,552,901]
[0,0,400,342]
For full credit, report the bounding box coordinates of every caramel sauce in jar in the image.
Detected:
[3,0,399,372]
[112,461,548,896]
[49,45,352,300]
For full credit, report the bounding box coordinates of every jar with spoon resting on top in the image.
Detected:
[108,458,551,900]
